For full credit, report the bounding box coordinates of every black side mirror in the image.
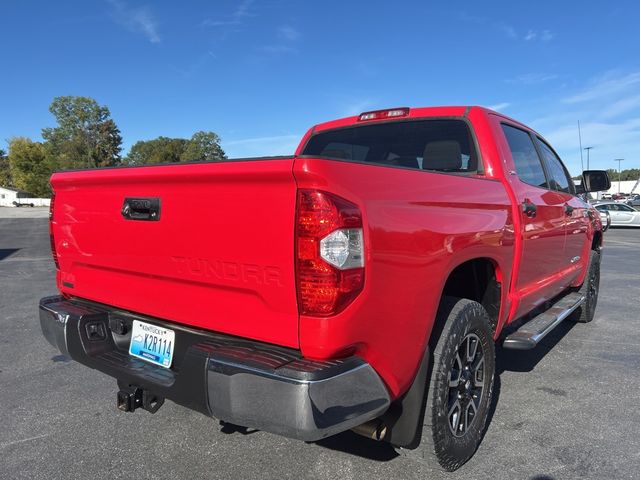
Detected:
[582,170,611,192]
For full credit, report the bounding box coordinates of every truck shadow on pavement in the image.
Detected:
[496,320,577,374]
[315,320,578,463]
[316,430,399,461]
[486,320,577,430]
[0,248,20,260]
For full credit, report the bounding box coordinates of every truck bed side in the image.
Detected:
[293,157,514,397]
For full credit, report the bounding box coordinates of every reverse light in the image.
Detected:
[320,229,363,269]
[358,108,410,122]
[296,190,365,316]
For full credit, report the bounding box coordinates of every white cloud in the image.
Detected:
[257,45,297,54]
[171,51,216,78]
[541,30,554,41]
[498,25,553,42]
[522,29,553,42]
[457,13,554,43]
[201,19,241,27]
[601,95,640,119]
[509,73,558,84]
[256,26,301,56]
[540,118,640,172]
[543,118,640,151]
[107,0,160,43]
[563,71,640,104]
[202,0,255,29]
[341,99,376,116]
[234,0,254,18]
[487,102,510,111]
[278,26,300,41]
[526,70,640,174]
[499,24,518,39]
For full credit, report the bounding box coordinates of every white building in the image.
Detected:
[603,179,639,196]
[0,186,51,207]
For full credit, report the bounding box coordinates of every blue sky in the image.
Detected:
[1,0,639,175]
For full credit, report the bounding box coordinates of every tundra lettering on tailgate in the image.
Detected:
[170,256,283,287]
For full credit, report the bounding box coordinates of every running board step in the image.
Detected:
[503,293,585,350]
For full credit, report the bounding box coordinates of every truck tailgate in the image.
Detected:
[50,159,299,348]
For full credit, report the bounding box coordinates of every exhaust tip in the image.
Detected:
[351,419,387,441]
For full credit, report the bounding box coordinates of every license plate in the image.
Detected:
[129,320,175,368]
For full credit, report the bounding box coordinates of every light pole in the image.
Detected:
[584,146,594,170]
[614,159,624,193]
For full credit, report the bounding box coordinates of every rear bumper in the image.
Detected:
[39,296,390,441]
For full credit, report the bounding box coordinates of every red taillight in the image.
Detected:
[49,193,59,269]
[296,190,364,316]
[358,107,409,122]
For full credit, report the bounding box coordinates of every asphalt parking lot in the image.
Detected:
[1,209,639,480]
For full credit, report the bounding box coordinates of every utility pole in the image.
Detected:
[584,146,593,170]
[614,159,624,193]
[578,121,584,171]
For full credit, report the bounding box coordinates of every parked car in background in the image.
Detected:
[625,195,640,207]
[595,202,640,227]
[12,200,35,207]
[612,193,628,201]
[602,193,613,199]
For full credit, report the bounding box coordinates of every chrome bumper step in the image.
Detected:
[503,292,585,350]
[39,296,390,441]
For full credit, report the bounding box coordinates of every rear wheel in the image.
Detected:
[572,250,600,323]
[403,297,495,471]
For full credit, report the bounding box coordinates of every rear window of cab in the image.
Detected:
[301,119,480,174]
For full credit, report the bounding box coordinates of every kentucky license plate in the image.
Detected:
[129,320,175,368]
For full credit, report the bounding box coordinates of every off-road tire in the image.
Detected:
[572,250,600,323]
[402,297,495,471]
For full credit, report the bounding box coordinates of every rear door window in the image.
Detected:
[501,124,548,189]
[302,119,480,173]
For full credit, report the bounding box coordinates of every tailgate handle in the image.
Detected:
[122,198,161,221]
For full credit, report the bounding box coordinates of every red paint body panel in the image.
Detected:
[294,158,514,397]
[484,112,596,320]
[50,160,300,348]
[49,106,601,402]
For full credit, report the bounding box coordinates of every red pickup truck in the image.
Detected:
[40,106,610,470]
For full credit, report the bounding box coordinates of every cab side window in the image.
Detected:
[501,124,547,188]
[536,138,573,194]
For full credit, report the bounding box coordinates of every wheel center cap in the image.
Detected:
[465,380,472,391]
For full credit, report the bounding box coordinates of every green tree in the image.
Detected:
[0,148,12,187]
[7,138,54,197]
[607,168,640,181]
[126,137,189,165]
[181,131,226,162]
[42,96,123,169]
[126,131,226,165]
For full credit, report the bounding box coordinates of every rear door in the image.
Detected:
[498,123,568,317]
